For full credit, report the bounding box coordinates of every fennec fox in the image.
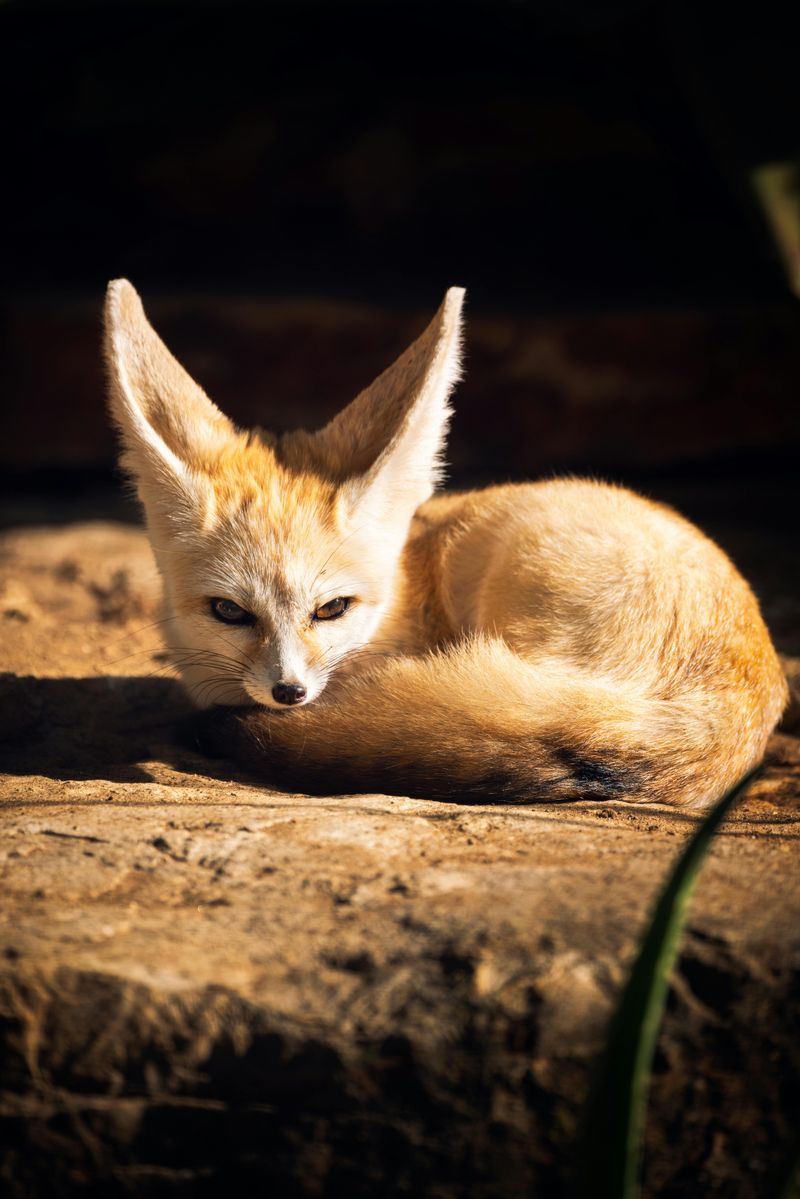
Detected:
[105,280,787,807]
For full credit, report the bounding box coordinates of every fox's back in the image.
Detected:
[412,479,785,714]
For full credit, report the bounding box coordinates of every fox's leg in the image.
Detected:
[191,637,771,807]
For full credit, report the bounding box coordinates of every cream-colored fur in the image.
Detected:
[105,280,787,806]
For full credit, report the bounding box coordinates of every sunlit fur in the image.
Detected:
[105,280,787,807]
[142,457,405,710]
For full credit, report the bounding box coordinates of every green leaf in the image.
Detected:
[573,768,759,1199]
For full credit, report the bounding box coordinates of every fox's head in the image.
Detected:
[105,280,464,710]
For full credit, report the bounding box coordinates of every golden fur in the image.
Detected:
[105,280,787,807]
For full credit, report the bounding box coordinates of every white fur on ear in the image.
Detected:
[314,287,465,527]
[104,279,236,511]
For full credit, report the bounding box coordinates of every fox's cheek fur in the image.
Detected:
[162,613,253,710]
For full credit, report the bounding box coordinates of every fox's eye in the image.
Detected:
[210,597,254,625]
[313,596,352,621]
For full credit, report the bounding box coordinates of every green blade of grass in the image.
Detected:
[573,768,759,1199]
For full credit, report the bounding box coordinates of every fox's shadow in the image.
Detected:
[0,671,229,784]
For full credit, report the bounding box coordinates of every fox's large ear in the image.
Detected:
[312,287,464,524]
[104,279,236,516]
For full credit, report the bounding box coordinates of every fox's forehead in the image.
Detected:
[208,445,338,517]
[190,462,353,604]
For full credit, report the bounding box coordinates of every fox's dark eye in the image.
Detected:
[210,598,254,625]
[313,596,352,621]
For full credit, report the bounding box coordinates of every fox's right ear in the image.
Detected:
[307,287,464,531]
[104,279,236,516]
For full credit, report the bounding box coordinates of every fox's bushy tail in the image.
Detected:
[213,638,783,808]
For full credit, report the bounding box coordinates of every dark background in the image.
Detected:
[2,0,799,305]
[1,1,799,584]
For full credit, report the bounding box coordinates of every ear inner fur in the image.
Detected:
[284,289,464,521]
[104,279,238,484]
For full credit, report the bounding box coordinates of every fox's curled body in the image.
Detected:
[105,281,787,807]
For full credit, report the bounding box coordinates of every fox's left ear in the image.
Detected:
[104,279,237,519]
[311,286,465,526]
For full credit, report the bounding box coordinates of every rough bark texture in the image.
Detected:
[1,520,799,1198]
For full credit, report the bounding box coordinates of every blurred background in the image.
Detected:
[1,0,798,640]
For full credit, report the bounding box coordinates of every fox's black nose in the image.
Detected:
[272,682,307,706]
